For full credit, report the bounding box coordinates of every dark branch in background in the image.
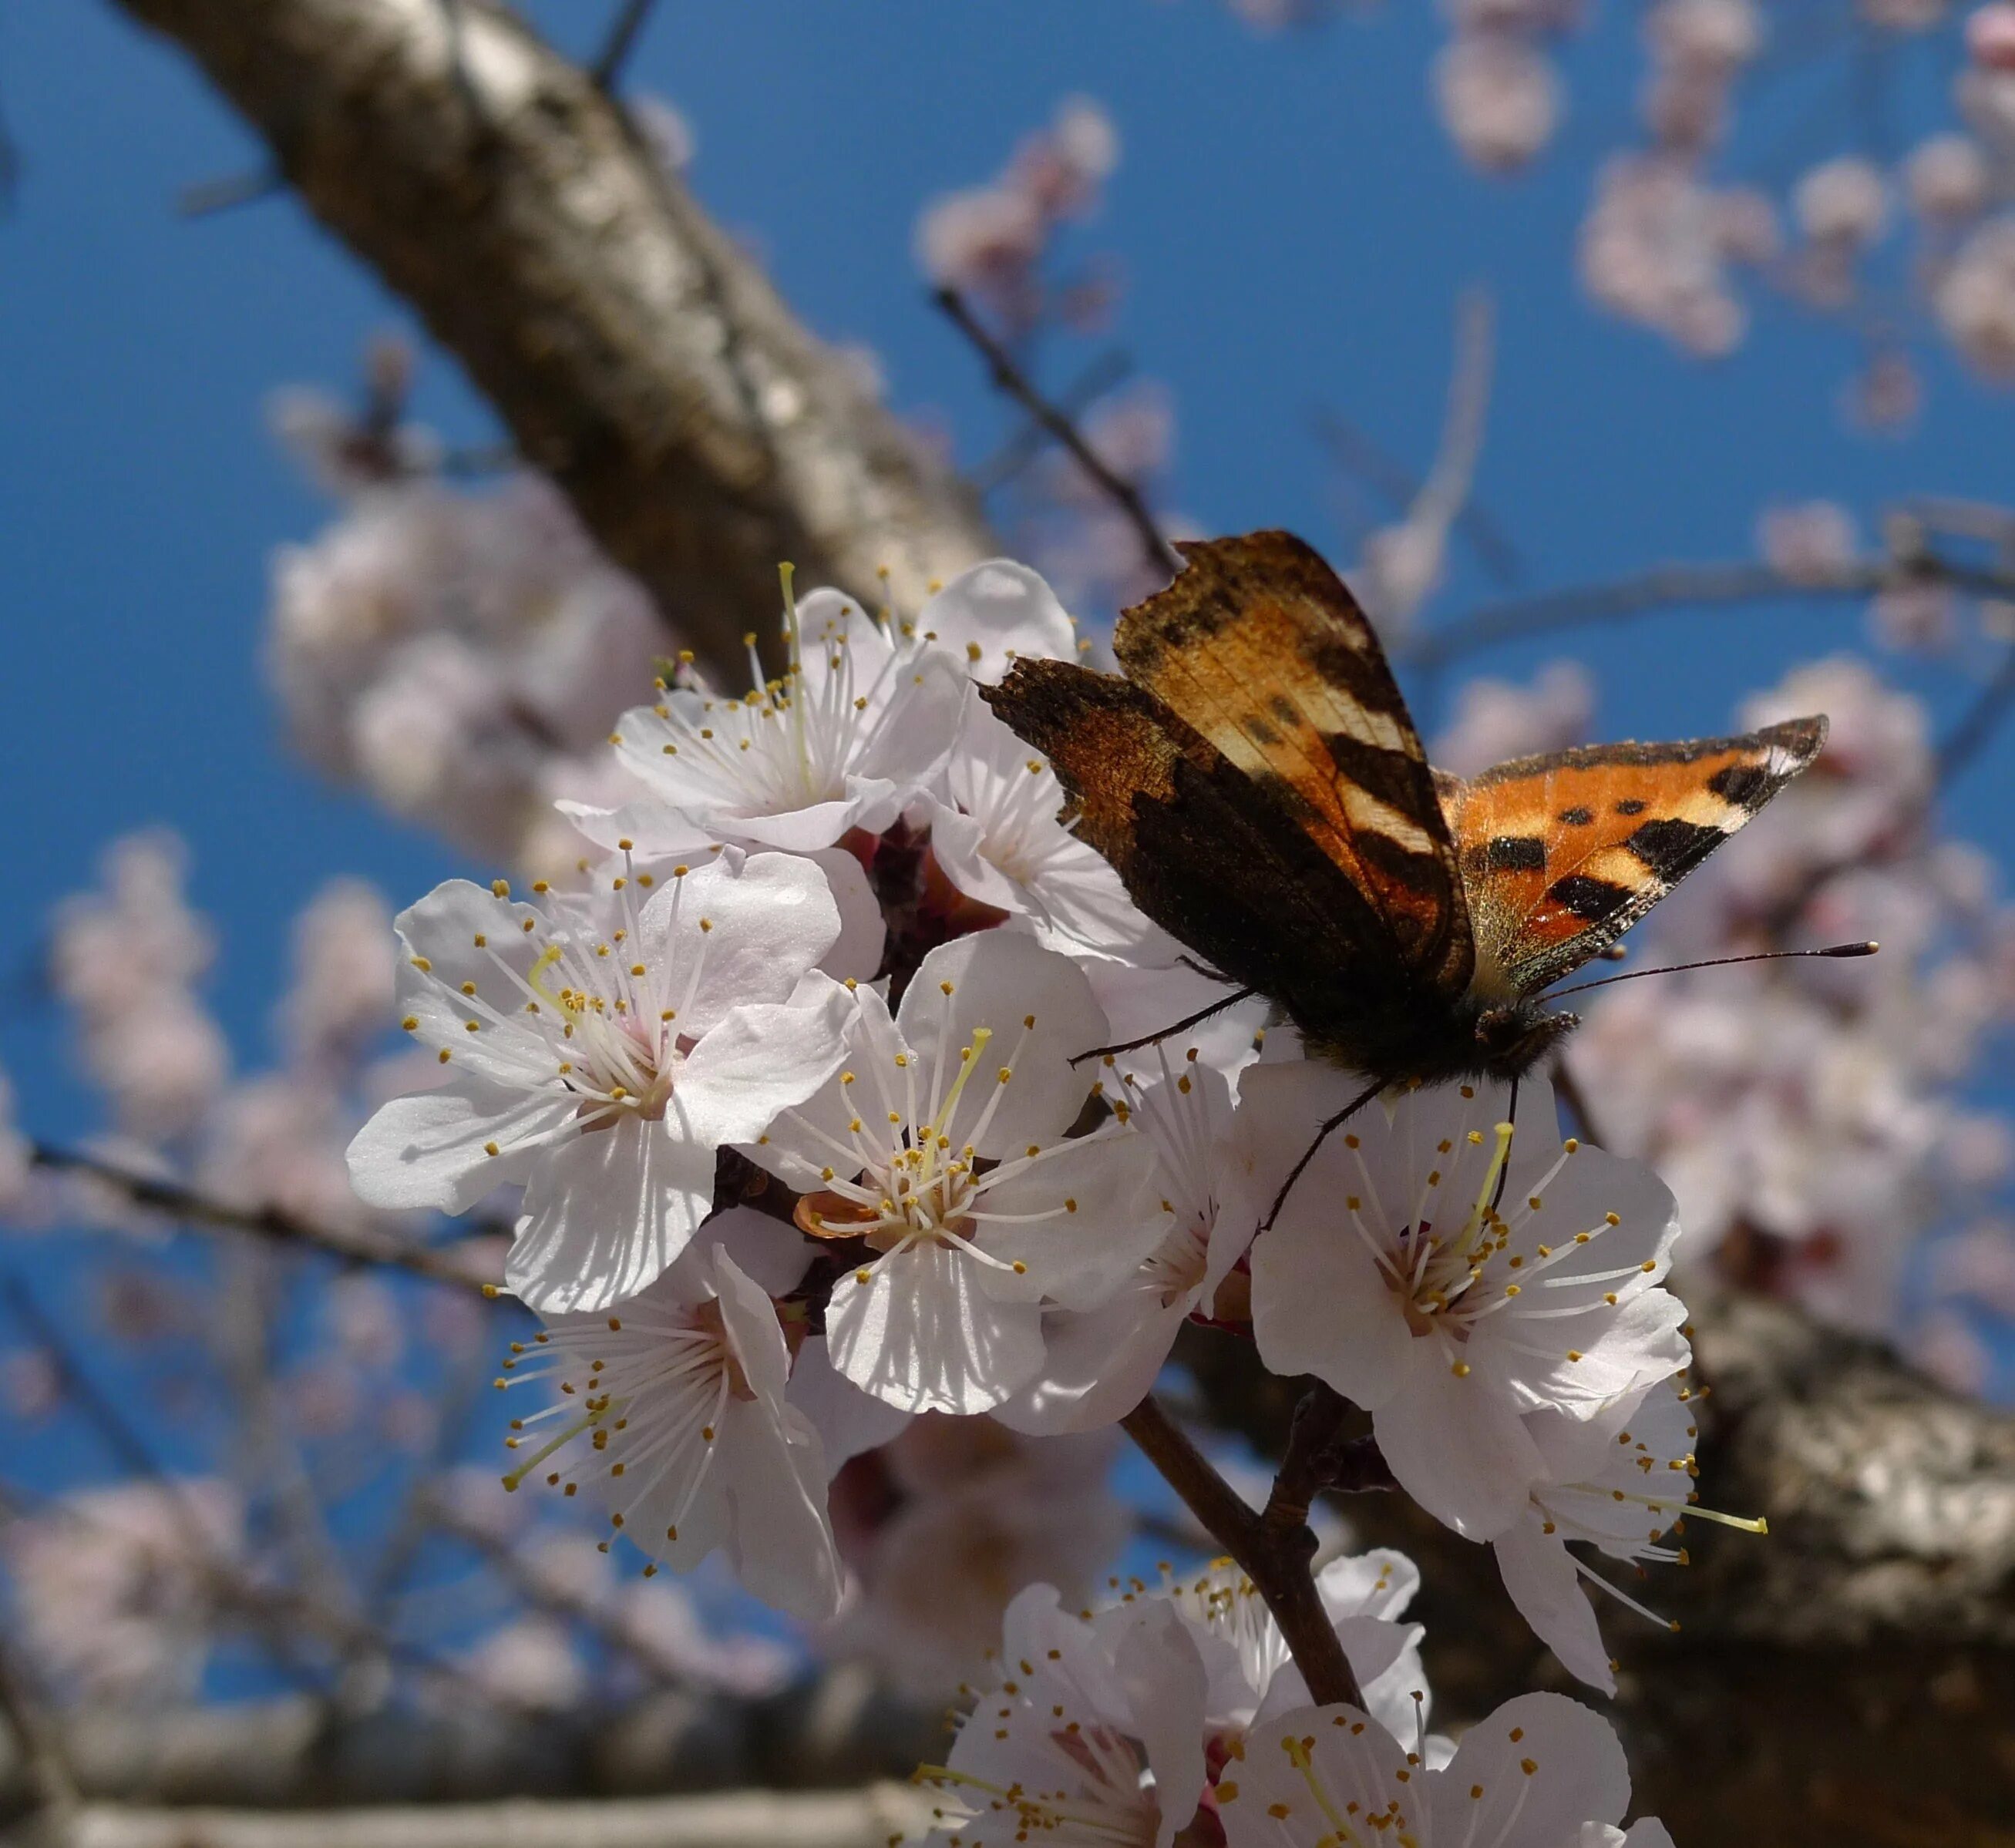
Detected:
[1122,1393,1365,1709]
[1404,559,1881,668]
[1935,636,2015,788]
[933,286,1182,580]
[970,347,1132,495]
[1310,404,1523,586]
[115,0,994,676]
[590,0,658,94]
[26,1143,495,1291]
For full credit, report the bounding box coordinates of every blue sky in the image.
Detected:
[0,6,2006,1255]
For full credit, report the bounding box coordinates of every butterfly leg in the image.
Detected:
[1259,1075,1387,1235]
[1069,986,1259,1068]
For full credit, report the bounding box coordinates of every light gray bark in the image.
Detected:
[111,0,994,674]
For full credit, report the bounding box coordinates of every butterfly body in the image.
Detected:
[984,530,1826,1086]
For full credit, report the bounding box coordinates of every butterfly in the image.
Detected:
[982,529,1826,1087]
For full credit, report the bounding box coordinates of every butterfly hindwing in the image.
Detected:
[1445,717,1829,1000]
[1112,531,1474,998]
[981,657,1431,1033]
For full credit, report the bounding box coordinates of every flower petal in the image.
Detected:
[674,975,855,1148]
[826,1241,1045,1414]
[1428,1692,1630,1844]
[636,851,841,1037]
[506,1117,716,1313]
[1371,1346,1546,1538]
[1493,1515,1616,1695]
[346,1079,574,1213]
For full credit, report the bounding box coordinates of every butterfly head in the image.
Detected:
[1470,1000,1578,1081]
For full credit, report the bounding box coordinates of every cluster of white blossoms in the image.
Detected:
[913,1563,1674,1846]
[341,551,1735,1746]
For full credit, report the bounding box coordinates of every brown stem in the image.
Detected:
[932,286,1181,581]
[1122,1391,1364,1709]
[27,1142,495,1292]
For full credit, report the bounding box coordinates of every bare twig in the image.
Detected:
[590,0,658,92]
[971,348,1132,494]
[1121,1393,1364,1709]
[1311,403,1522,586]
[27,1143,496,1292]
[1934,640,2015,788]
[933,286,1181,580]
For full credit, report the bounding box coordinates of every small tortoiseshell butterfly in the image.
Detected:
[984,529,1825,1085]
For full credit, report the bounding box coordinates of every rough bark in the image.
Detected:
[110,0,994,674]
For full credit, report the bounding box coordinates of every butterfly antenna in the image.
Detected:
[1546,941,1878,1001]
[1259,1076,1385,1235]
[1071,986,1258,1067]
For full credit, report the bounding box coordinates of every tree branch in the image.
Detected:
[1122,1392,1364,1709]
[1401,555,2015,670]
[933,286,1180,580]
[28,1143,496,1291]
[111,0,996,674]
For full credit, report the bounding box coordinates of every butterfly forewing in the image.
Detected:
[981,657,1412,1024]
[1445,717,1829,1000]
[1112,531,1474,998]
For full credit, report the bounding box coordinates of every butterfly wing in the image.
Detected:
[1112,530,1473,996]
[1444,717,1828,1000]
[981,657,1431,1034]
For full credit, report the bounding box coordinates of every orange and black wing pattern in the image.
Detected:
[1112,531,1473,997]
[979,657,1415,1032]
[1442,718,1828,1001]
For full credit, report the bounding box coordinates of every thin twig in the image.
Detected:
[27,1143,496,1292]
[1310,403,1522,586]
[1934,640,2015,788]
[591,0,658,93]
[1121,1394,1364,1709]
[932,287,1181,580]
[971,348,1132,494]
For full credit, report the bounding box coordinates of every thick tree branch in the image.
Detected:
[112,0,995,674]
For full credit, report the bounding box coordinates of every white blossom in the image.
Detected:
[997,1050,1246,1434]
[919,702,1176,965]
[749,931,1167,1413]
[833,1421,1129,1695]
[574,583,967,856]
[1219,1692,1658,1848]
[1490,1377,1754,1693]
[1149,1551,1431,1750]
[498,1211,843,1621]
[918,1582,1209,1848]
[346,850,853,1312]
[1246,1070,1688,1538]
